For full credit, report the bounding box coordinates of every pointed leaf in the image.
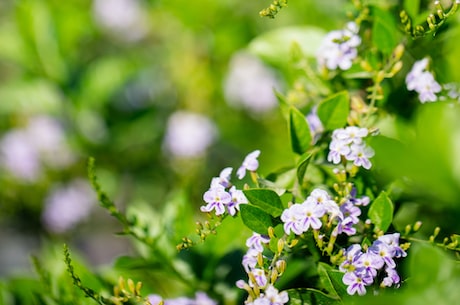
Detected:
[240,204,273,235]
[368,191,394,232]
[289,106,312,154]
[317,263,348,298]
[243,189,284,217]
[287,288,343,305]
[296,152,312,184]
[317,91,349,130]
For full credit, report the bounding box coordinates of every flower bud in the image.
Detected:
[393,44,405,60]
[277,239,285,254]
[276,260,286,275]
[390,61,403,76]
[413,221,422,232]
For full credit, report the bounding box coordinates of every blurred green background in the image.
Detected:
[1,0,460,303]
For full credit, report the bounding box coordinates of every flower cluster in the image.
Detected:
[405,58,441,103]
[340,233,407,295]
[200,150,260,216]
[327,126,374,169]
[237,233,288,305]
[317,22,361,71]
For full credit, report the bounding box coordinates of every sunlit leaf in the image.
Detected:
[240,205,273,235]
[243,189,284,217]
[317,91,349,130]
[368,191,393,232]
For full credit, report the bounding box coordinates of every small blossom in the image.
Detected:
[381,267,401,288]
[327,126,374,169]
[355,250,385,277]
[342,271,373,296]
[317,22,361,71]
[246,232,270,253]
[226,186,247,216]
[263,285,289,305]
[201,187,232,215]
[251,268,268,287]
[378,233,407,258]
[237,150,261,179]
[281,204,306,235]
[299,199,326,231]
[210,167,233,189]
[242,248,259,272]
[405,58,442,103]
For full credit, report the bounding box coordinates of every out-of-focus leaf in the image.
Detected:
[371,7,398,54]
[368,191,393,232]
[248,26,326,67]
[289,106,312,154]
[317,91,349,130]
[403,0,421,18]
[240,204,273,235]
[0,80,62,115]
[243,189,284,217]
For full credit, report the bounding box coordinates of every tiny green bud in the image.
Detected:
[257,252,264,268]
[277,239,285,254]
[413,221,422,232]
[390,61,403,76]
[276,260,286,275]
[405,224,412,235]
[127,278,135,294]
[270,269,279,284]
[268,227,276,239]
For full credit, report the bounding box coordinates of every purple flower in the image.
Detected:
[405,58,441,103]
[251,268,268,287]
[237,150,261,179]
[378,233,407,258]
[327,127,374,169]
[263,285,289,305]
[317,22,361,71]
[246,232,270,253]
[281,204,306,235]
[210,167,233,188]
[369,241,396,269]
[299,199,326,231]
[227,186,247,216]
[201,187,232,215]
[381,267,401,288]
[242,248,259,272]
[340,244,362,272]
[342,271,373,296]
[327,139,350,164]
[355,250,384,277]
[348,143,374,169]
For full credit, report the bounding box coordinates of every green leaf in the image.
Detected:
[289,106,312,154]
[404,0,420,18]
[368,191,394,232]
[287,288,343,305]
[243,189,284,217]
[371,7,398,54]
[247,26,326,67]
[240,204,273,235]
[296,152,312,184]
[317,263,348,298]
[372,19,397,54]
[317,91,350,130]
